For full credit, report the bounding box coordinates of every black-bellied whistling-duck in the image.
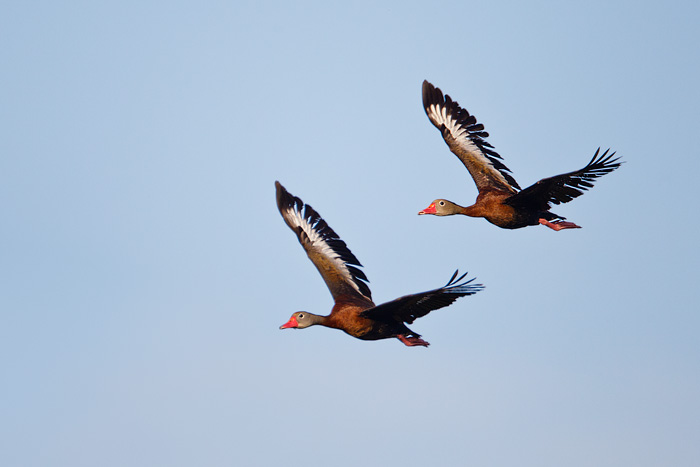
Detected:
[275,181,483,347]
[418,80,622,231]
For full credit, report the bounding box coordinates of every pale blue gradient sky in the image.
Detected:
[1,1,699,466]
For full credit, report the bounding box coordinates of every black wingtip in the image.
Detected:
[422,80,445,112]
[275,180,296,213]
[585,148,624,174]
[275,180,285,203]
[275,180,287,197]
[443,269,485,295]
[444,269,469,287]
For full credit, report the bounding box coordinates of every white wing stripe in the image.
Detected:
[283,205,365,297]
[428,101,513,189]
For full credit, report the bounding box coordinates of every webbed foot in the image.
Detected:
[539,219,581,231]
[397,334,430,347]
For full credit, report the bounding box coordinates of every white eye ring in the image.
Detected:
[439,201,445,206]
[298,313,304,319]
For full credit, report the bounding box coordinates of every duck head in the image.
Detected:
[279,311,323,329]
[418,199,462,216]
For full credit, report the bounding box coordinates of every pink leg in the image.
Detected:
[397,335,430,347]
[539,219,581,231]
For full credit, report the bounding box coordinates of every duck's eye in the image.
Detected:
[298,313,304,319]
[439,201,445,206]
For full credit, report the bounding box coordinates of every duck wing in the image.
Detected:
[361,270,483,324]
[504,148,622,211]
[275,181,373,304]
[422,80,520,193]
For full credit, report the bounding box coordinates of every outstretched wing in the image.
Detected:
[422,80,520,193]
[505,148,622,211]
[275,181,373,304]
[361,270,483,324]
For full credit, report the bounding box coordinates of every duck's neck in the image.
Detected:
[307,313,329,327]
[460,203,485,218]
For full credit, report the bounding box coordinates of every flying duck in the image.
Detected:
[276,181,483,347]
[419,80,622,230]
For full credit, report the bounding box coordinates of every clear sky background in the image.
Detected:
[2,1,699,466]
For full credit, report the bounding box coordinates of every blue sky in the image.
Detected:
[1,1,699,466]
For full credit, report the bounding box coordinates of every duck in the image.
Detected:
[275,181,483,347]
[418,80,622,230]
